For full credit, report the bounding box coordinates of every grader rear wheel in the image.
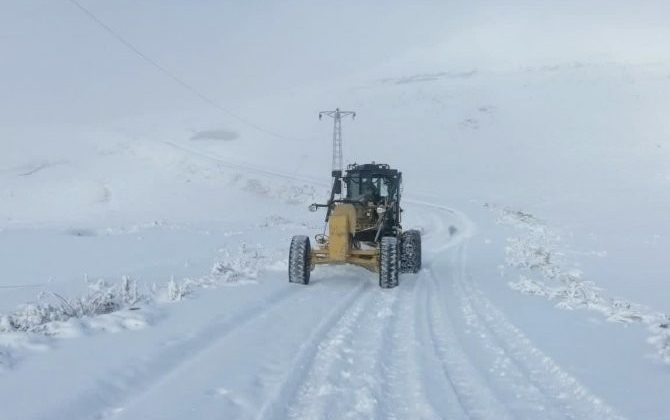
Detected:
[379,236,399,289]
[288,235,311,285]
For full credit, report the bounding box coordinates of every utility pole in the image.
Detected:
[319,108,356,172]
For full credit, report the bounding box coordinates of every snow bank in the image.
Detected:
[0,243,275,371]
[0,349,8,371]
[0,277,145,336]
[492,204,670,364]
[158,243,267,302]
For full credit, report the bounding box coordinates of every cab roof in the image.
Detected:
[344,162,400,178]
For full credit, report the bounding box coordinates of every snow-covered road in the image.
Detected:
[19,203,618,420]
[5,134,666,418]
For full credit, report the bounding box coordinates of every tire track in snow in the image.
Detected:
[256,281,372,420]
[437,244,564,419]
[281,287,384,420]
[376,276,443,420]
[424,268,513,420]
[46,284,310,420]
[155,142,623,419]
[413,273,468,419]
[275,204,463,420]
[396,203,510,419]
[452,265,626,420]
[427,206,625,419]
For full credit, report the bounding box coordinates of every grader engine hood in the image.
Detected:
[328,204,357,262]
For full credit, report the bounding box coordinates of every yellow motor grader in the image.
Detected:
[288,163,421,288]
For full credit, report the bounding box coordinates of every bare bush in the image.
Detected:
[0,278,146,334]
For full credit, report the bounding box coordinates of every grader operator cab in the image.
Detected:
[288,163,421,288]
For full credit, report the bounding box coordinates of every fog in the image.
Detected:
[2,1,668,127]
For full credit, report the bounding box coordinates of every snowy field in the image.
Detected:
[2,1,670,419]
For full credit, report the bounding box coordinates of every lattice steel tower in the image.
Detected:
[319,108,356,172]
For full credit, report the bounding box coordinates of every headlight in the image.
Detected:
[376,206,386,214]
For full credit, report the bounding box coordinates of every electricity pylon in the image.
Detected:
[319,108,356,172]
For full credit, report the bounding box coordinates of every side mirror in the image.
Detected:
[333,179,342,195]
[309,204,318,212]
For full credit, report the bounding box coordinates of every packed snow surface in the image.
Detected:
[2,1,670,419]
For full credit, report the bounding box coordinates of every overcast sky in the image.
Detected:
[1,0,669,127]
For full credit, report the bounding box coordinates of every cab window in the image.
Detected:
[346,176,392,200]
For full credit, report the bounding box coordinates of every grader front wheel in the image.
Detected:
[400,230,422,273]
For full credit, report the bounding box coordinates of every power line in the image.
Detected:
[65,0,305,142]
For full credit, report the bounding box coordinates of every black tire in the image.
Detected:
[289,235,311,285]
[379,236,399,288]
[400,229,422,273]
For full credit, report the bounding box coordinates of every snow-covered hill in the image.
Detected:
[2,1,670,418]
